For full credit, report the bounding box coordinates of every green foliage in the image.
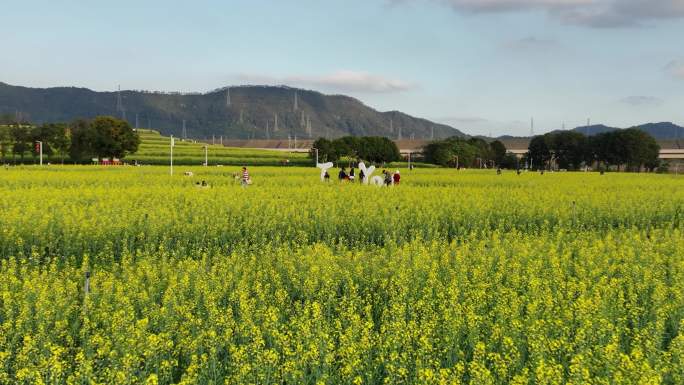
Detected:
[357,136,401,163]
[423,137,499,168]
[89,116,140,158]
[311,137,338,162]
[550,130,586,170]
[490,140,507,165]
[9,124,31,161]
[32,123,70,161]
[528,134,553,168]
[68,119,94,162]
[529,129,660,171]
[67,116,140,162]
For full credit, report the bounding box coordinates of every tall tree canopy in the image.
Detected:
[529,129,660,171]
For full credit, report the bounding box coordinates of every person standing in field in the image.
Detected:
[241,166,250,187]
[359,168,365,183]
[349,167,355,182]
[383,170,392,186]
[393,170,400,185]
[338,167,348,181]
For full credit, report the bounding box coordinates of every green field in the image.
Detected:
[1,167,684,384]
[131,130,311,166]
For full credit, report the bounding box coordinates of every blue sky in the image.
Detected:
[2,0,683,136]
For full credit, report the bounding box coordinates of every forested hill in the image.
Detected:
[572,122,684,139]
[0,82,464,140]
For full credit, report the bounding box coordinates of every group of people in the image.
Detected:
[201,164,406,189]
[328,166,401,186]
[382,169,401,186]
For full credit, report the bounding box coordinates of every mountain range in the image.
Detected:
[571,122,684,139]
[0,82,463,140]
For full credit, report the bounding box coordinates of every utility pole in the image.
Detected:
[135,114,139,129]
[586,118,591,136]
[182,120,187,139]
[36,141,43,166]
[226,88,231,107]
[170,135,175,175]
[204,145,208,166]
[530,117,535,137]
[116,85,123,118]
[313,148,319,166]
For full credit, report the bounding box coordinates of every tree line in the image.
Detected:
[422,137,515,168]
[310,136,401,164]
[528,129,661,171]
[0,116,140,164]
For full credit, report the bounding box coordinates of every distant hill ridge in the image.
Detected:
[571,122,684,140]
[0,82,463,140]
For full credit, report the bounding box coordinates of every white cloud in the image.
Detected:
[665,60,684,79]
[236,70,414,94]
[395,0,684,27]
[619,96,663,107]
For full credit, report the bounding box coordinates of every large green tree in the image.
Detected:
[490,140,507,166]
[527,134,552,169]
[357,137,401,164]
[310,138,338,163]
[550,131,587,170]
[0,125,11,162]
[423,137,496,168]
[69,119,96,162]
[32,123,70,159]
[90,116,140,158]
[10,124,31,162]
[67,116,139,163]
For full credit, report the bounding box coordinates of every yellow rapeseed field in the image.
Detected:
[1,166,683,384]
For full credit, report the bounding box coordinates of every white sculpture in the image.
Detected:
[370,175,384,186]
[317,162,334,181]
[358,162,376,185]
